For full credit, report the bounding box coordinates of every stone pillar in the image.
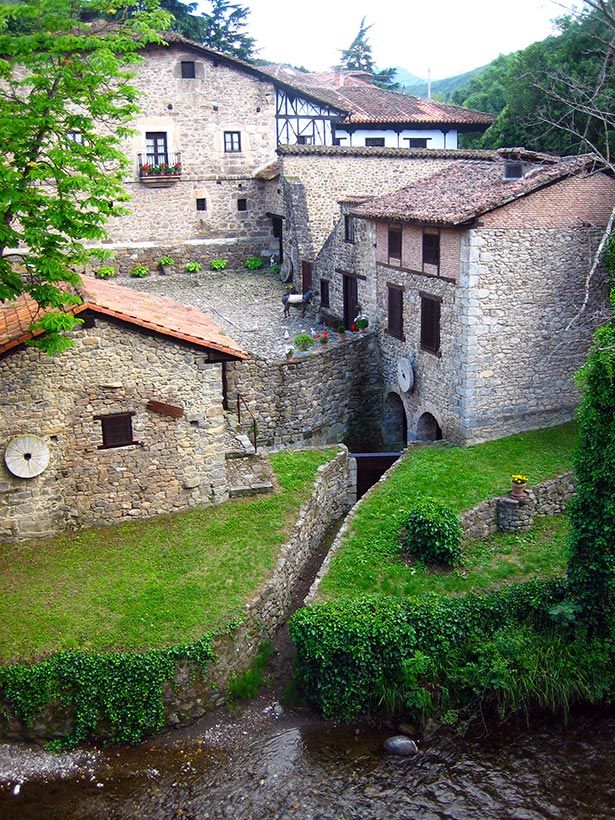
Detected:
[496,495,534,533]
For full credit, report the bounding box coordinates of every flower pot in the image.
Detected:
[510,481,527,498]
[160,265,172,276]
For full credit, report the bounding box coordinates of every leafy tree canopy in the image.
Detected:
[336,17,399,90]
[0,0,172,354]
[159,0,255,60]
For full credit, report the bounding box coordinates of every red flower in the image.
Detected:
[351,323,357,332]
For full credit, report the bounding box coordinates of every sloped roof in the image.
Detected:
[0,276,248,359]
[351,155,596,225]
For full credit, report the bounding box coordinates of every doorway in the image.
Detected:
[416,412,442,442]
[271,216,283,263]
[382,392,408,451]
[343,274,358,329]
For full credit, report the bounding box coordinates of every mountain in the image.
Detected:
[395,65,488,100]
[392,66,425,88]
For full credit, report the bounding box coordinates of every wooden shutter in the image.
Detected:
[388,227,402,262]
[96,412,135,449]
[302,260,313,292]
[387,285,404,339]
[420,295,441,353]
[320,279,330,309]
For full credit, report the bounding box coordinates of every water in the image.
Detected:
[2,705,614,819]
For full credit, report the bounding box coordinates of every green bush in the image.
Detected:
[185,261,202,273]
[294,333,316,352]
[289,580,575,722]
[245,255,264,270]
[399,500,462,566]
[269,262,281,274]
[158,256,174,267]
[130,264,149,278]
[95,266,116,279]
[210,258,228,270]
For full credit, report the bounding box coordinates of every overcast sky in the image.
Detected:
[201,0,572,79]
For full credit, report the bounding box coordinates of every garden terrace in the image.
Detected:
[317,423,576,601]
[0,449,335,663]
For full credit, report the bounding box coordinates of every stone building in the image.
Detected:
[93,35,493,272]
[0,277,247,542]
[328,153,614,446]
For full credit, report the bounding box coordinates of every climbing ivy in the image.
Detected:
[0,636,215,749]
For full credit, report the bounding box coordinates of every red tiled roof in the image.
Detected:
[351,155,596,225]
[0,276,248,359]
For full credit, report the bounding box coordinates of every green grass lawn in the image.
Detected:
[318,423,576,600]
[0,449,336,663]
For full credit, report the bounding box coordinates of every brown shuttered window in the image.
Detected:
[96,412,136,449]
[422,231,440,267]
[320,278,330,309]
[420,295,441,354]
[388,226,402,263]
[387,285,404,340]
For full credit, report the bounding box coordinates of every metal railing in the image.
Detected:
[236,392,258,454]
[137,151,182,177]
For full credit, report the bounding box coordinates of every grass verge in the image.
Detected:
[0,449,336,663]
[318,423,575,600]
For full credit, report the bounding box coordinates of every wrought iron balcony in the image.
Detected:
[137,152,182,184]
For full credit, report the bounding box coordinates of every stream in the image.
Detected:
[1,701,614,819]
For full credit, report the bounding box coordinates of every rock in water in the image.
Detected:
[383,735,419,756]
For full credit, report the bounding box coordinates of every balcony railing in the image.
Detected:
[137,152,182,179]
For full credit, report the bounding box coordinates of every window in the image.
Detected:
[387,285,404,340]
[320,279,330,309]
[332,137,346,145]
[224,131,241,152]
[237,198,247,211]
[296,135,314,145]
[422,231,440,268]
[196,198,207,211]
[67,130,85,144]
[365,137,385,147]
[388,226,402,263]
[181,61,196,79]
[504,160,524,180]
[406,138,428,149]
[145,131,168,165]
[344,214,354,243]
[96,412,136,449]
[420,295,441,354]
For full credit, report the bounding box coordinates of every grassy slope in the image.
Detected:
[0,449,335,663]
[319,424,576,600]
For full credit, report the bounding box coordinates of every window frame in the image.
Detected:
[237,197,247,212]
[145,131,168,165]
[344,214,355,244]
[224,131,242,153]
[387,283,405,341]
[196,197,207,211]
[504,160,524,180]
[422,229,440,271]
[406,137,429,149]
[365,137,385,147]
[420,293,442,355]
[180,60,196,79]
[387,225,402,264]
[320,278,330,309]
[95,412,137,450]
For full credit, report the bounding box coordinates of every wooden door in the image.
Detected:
[343,274,358,329]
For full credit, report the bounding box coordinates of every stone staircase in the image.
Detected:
[224,412,275,499]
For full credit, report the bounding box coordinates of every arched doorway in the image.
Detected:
[382,392,407,451]
[416,412,442,442]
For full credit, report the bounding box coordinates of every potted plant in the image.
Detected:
[319,331,329,345]
[130,264,149,278]
[95,265,117,279]
[337,324,346,336]
[510,474,529,498]
[355,317,369,330]
[210,258,228,271]
[185,261,202,273]
[158,256,174,275]
[294,333,316,353]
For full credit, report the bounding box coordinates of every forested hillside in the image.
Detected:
[399,65,486,99]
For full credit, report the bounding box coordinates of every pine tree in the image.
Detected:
[200,0,255,61]
[337,18,398,89]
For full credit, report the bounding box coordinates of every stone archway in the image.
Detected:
[416,412,443,442]
[382,392,407,451]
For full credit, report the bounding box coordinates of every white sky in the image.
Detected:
[198,0,571,79]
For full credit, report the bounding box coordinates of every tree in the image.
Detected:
[157,0,210,42]
[0,0,171,354]
[198,0,255,61]
[336,17,399,90]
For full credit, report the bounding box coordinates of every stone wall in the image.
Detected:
[0,448,353,742]
[0,320,227,542]
[225,330,384,451]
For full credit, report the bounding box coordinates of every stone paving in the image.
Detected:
[122,268,338,359]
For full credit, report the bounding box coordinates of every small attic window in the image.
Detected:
[504,161,524,180]
[181,61,196,79]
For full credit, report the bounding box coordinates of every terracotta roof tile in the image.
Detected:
[351,155,597,225]
[0,276,248,359]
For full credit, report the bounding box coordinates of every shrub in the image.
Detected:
[355,317,369,330]
[158,256,174,267]
[185,261,202,273]
[245,255,264,270]
[210,258,228,271]
[399,500,462,566]
[294,333,316,352]
[337,324,346,334]
[95,266,116,279]
[130,264,149,278]
[269,262,281,274]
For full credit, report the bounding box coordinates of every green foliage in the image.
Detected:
[245,255,264,270]
[185,261,202,272]
[227,641,273,703]
[337,324,346,333]
[158,256,174,267]
[336,17,398,89]
[0,0,171,353]
[130,264,149,278]
[0,637,215,749]
[290,580,615,723]
[210,257,228,270]
[27,310,84,355]
[355,317,368,329]
[294,333,316,352]
[269,262,281,274]
[95,266,117,279]
[566,305,615,635]
[399,500,462,566]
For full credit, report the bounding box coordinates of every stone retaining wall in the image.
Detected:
[0,448,353,742]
